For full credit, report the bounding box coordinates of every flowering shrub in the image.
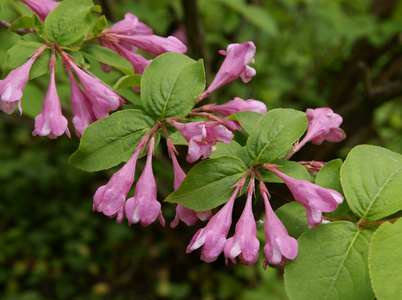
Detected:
[1,0,402,299]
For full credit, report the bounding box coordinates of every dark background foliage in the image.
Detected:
[0,0,401,299]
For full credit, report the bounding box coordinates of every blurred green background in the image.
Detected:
[1,0,401,299]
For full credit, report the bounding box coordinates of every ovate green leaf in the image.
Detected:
[285,222,374,300]
[247,109,307,163]
[369,218,402,300]
[341,145,402,222]
[141,52,205,119]
[68,109,155,171]
[165,156,248,211]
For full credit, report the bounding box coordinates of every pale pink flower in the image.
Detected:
[261,183,298,268]
[66,69,96,137]
[204,42,256,96]
[186,186,241,262]
[125,138,165,226]
[112,42,152,74]
[205,97,267,116]
[93,146,142,221]
[171,121,234,163]
[21,0,59,22]
[169,145,212,228]
[224,180,260,266]
[32,55,70,139]
[303,108,345,145]
[0,45,46,114]
[109,13,153,36]
[267,166,343,228]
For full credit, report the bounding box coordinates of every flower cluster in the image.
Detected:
[187,165,343,268]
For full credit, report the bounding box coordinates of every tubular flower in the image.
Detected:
[224,179,260,266]
[125,138,165,226]
[66,69,96,137]
[204,42,256,96]
[186,185,242,263]
[20,0,59,22]
[205,97,267,116]
[304,108,346,145]
[268,166,343,228]
[261,183,298,268]
[0,45,47,114]
[32,54,70,139]
[170,145,212,228]
[66,59,124,119]
[171,121,234,163]
[93,144,144,222]
[108,13,153,36]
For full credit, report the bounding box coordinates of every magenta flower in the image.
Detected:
[171,121,234,163]
[169,144,212,228]
[21,0,59,22]
[261,183,298,268]
[93,146,143,221]
[268,166,343,228]
[186,185,241,262]
[204,42,256,96]
[66,69,96,137]
[112,42,151,75]
[0,45,46,114]
[205,97,267,116]
[125,138,165,226]
[111,34,187,57]
[303,108,346,145]
[224,181,260,266]
[66,59,124,119]
[32,55,70,139]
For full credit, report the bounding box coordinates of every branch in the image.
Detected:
[0,19,32,36]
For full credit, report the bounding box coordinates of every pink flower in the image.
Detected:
[206,97,267,116]
[205,42,256,95]
[109,13,153,36]
[0,45,46,114]
[300,108,345,148]
[186,185,241,262]
[125,138,165,226]
[112,42,151,74]
[21,0,59,22]
[93,146,142,222]
[261,183,298,268]
[66,59,124,119]
[224,181,260,266]
[32,54,70,139]
[171,121,234,163]
[111,34,187,57]
[268,166,343,228]
[169,145,212,228]
[66,69,96,137]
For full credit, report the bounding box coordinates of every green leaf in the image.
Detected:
[32,13,45,38]
[68,109,155,172]
[257,159,311,183]
[113,74,141,90]
[235,111,264,134]
[369,218,402,300]
[246,109,307,163]
[341,145,402,222]
[285,222,374,300]
[8,16,32,31]
[91,15,107,37]
[316,159,350,218]
[3,42,51,80]
[81,44,134,75]
[275,202,309,239]
[141,52,205,119]
[165,156,248,211]
[44,0,95,46]
[209,140,252,166]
